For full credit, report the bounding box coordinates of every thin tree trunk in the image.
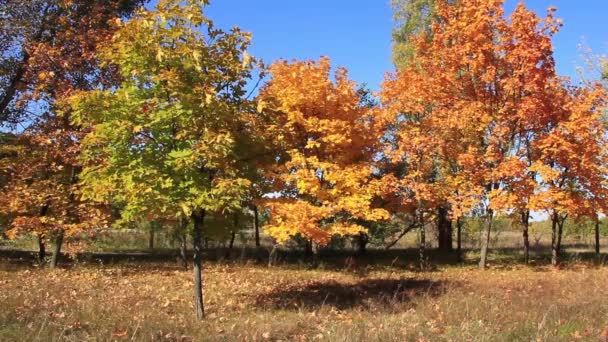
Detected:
[595,216,600,257]
[228,232,236,250]
[226,231,236,259]
[437,206,453,251]
[522,210,530,264]
[37,203,50,263]
[253,206,260,248]
[311,241,320,268]
[50,165,78,269]
[50,230,64,269]
[557,216,565,260]
[551,211,559,267]
[37,234,46,262]
[357,232,368,256]
[419,227,427,270]
[456,217,462,253]
[419,212,427,271]
[226,214,238,259]
[479,210,493,270]
[304,239,313,257]
[180,234,188,269]
[191,211,205,319]
[268,243,278,267]
[385,222,418,250]
[447,218,453,250]
[148,229,155,250]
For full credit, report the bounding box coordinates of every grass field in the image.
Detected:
[2,242,608,342]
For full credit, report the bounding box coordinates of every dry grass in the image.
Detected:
[1,257,608,342]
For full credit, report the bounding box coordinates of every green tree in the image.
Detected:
[391,0,444,69]
[68,0,256,319]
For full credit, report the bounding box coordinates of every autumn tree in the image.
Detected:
[257,58,389,263]
[0,120,106,268]
[392,0,460,253]
[0,0,145,126]
[0,0,144,266]
[529,84,608,266]
[68,0,256,319]
[381,0,570,269]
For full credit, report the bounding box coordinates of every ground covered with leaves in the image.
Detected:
[2,258,608,342]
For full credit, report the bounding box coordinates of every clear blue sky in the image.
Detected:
[202,0,607,90]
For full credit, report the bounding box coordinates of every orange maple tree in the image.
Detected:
[379,0,576,268]
[257,57,389,250]
[528,84,608,265]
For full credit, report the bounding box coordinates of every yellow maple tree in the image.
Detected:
[258,57,389,246]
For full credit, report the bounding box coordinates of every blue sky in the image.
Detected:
[203,0,607,91]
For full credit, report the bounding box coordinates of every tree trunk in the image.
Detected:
[253,206,261,248]
[226,214,238,259]
[479,210,493,270]
[385,222,417,250]
[311,241,320,268]
[437,206,453,251]
[304,239,313,257]
[50,230,64,269]
[179,234,188,269]
[37,203,50,263]
[419,227,427,271]
[419,212,427,271]
[456,217,462,253]
[268,243,278,267]
[191,211,205,319]
[148,229,155,250]
[225,231,236,260]
[356,232,368,256]
[556,216,565,261]
[37,235,46,262]
[50,165,78,270]
[551,211,559,267]
[229,231,236,250]
[595,216,600,257]
[522,210,530,264]
[557,223,563,255]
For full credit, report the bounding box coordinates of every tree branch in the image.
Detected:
[385,222,419,250]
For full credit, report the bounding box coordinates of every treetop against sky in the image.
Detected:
[200,0,608,90]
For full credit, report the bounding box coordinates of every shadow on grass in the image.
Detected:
[255,277,450,311]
